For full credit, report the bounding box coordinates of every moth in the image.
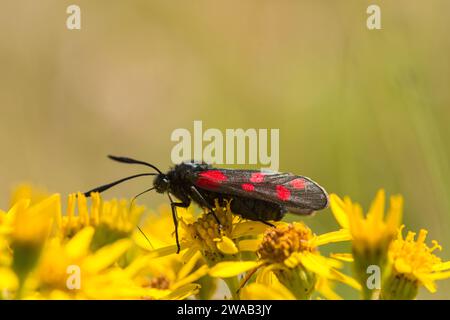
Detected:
[85,156,329,252]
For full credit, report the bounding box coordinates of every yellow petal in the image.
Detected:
[32,193,61,217]
[256,266,281,285]
[367,189,385,222]
[329,194,350,229]
[298,252,334,279]
[330,269,362,291]
[12,195,56,243]
[48,290,72,300]
[177,251,203,281]
[300,252,342,273]
[9,184,49,207]
[124,255,154,278]
[428,271,450,280]
[7,198,30,216]
[238,239,262,252]
[82,239,132,273]
[216,236,238,255]
[432,261,450,272]
[232,221,269,238]
[415,273,436,293]
[209,261,262,278]
[316,278,343,300]
[181,247,197,264]
[330,253,354,262]
[148,244,183,258]
[315,229,351,246]
[240,282,295,300]
[348,203,364,237]
[284,253,301,268]
[0,267,19,291]
[386,195,403,232]
[164,284,200,300]
[131,255,177,281]
[142,288,173,299]
[173,265,209,290]
[395,258,412,274]
[65,226,95,260]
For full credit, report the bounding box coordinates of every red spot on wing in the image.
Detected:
[250,173,265,183]
[290,178,305,190]
[241,183,255,192]
[276,185,291,201]
[196,170,227,189]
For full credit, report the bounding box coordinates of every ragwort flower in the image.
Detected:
[209,222,359,299]
[330,189,403,299]
[0,186,202,300]
[381,226,450,299]
[141,200,270,299]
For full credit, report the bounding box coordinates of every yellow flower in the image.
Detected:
[9,184,49,207]
[143,200,270,299]
[23,224,199,300]
[209,222,359,299]
[381,226,450,299]
[4,182,448,300]
[29,226,135,299]
[1,186,202,300]
[146,200,268,264]
[131,206,215,299]
[330,189,403,299]
[133,204,193,252]
[125,250,206,300]
[10,196,56,245]
[60,193,145,250]
[315,277,344,300]
[8,195,57,297]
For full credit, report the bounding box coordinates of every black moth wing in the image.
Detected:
[189,169,329,215]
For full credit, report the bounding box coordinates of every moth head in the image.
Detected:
[154,174,170,194]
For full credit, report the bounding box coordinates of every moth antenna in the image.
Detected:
[84,173,156,197]
[128,186,156,211]
[108,155,163,174]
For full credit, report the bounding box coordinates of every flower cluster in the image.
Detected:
[0,185,449,300]
[329,190,450,299]
[0,185,202,299]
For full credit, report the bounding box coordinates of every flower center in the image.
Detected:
[185,207,231,247]
[148,275,170,290]
[257,222,316,263]
[390,228,442,276]
[182,200,234,260]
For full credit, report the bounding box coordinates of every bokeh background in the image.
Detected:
[1,1,449,298]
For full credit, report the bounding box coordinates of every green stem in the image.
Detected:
[15,277,26,300]
[223,277,240,300]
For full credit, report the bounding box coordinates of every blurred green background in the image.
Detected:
[1,1,449,298]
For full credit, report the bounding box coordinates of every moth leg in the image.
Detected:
[190,186,223,229]
[168,194,190,254]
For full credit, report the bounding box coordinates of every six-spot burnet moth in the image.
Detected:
[84,155,329,253]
